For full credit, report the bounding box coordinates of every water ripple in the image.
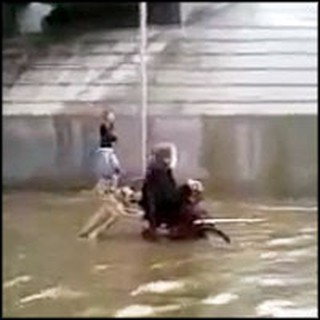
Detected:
[114,304,181,317]
[255,205,317,212]
[267,236,311,246]
[256,300,317,317]
[19,285,87,304]
[202,293,238,305]
[130,280,186,296]
[242,275,309,287]
[92,264,111,273]
[3,275,32,289]
[76,306,109,317]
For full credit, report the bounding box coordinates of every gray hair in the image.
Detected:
[151,142,178,169]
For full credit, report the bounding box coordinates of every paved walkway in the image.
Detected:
[3,2,317,116]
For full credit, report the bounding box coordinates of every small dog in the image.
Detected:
[168,179,231,243]
[78,183,142,240]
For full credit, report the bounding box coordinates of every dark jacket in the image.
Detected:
[100,124,117,148]
[139,160,179,228]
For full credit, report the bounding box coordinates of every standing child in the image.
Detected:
[95,110,121,193]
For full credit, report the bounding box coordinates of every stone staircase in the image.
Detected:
[3,2,317,117]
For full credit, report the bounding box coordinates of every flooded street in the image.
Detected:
[3,191,317,317]
[2,2,318,318]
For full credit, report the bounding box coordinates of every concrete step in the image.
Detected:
[3,101,317,116]
[4,84,316,103]
[13,67,317,86]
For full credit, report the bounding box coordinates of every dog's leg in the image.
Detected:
[92,211,120,239]
[123,207,144,217]
[92,199,126,239]
[78,203,108,238]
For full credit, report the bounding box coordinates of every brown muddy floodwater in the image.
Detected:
[2,191,318,318]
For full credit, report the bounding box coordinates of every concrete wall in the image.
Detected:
[3,115,317,199]
[200,116,317,198]
[3,115,142,189]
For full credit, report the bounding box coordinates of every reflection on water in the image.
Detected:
[2,191,318,317]
[202,293,238,305]
[19,285,87,304]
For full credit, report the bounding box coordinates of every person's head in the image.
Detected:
[151,142,178,169]
[101,110,115,127]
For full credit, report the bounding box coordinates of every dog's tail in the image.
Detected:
[200,223,231,244]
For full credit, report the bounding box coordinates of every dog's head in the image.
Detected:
[187,179,204,192]
[114,186,142,207]
[186,179,204,202]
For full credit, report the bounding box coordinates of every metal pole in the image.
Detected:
[139,2,148,175]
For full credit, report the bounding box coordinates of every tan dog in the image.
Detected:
[78,183,142,240]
